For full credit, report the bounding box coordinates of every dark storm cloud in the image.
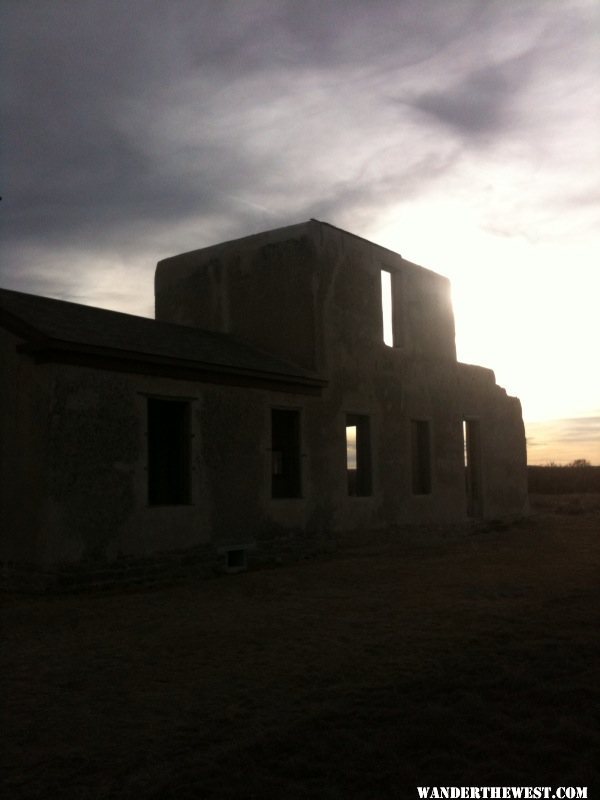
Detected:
[1,0,596,305]
[399,54,535,138]
[2,0,598,462]
[0,0,489,290]
[180,0,483,74]
[306,149,460,225]
[1,2,268,239]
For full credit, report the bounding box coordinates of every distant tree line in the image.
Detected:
[528,461,600,494]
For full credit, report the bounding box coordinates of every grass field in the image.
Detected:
[2,496,600,799]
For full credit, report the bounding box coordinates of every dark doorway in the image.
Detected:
[346,414,372,496]
[147,398,191,505]
[463,419,483,517]
[271,409,301,498]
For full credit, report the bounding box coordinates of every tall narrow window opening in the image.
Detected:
[411,420,431,495]
[346,414,372,496]
[463,419,482,517]
[271,409,301,498]
[147,398,191,505]
[381,270,394,346]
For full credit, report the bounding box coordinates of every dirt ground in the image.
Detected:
[2,495,600,799]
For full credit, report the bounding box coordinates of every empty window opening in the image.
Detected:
[271,409,301,498]
[463,419,482,517]
[147,398,191,505]
[381,270,394,346]
[226,549,247,572]
[411,420,431,495]
[346,414,372,496]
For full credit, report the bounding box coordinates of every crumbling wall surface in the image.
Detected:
[0,328,51,578]
[311,222,457,371]
[2,222,529,589]
[457,363,528,518]
[3,356,332,586]
[155,221,527,531]
[305,226,466,527]
[155,220,457,375]
[34,365,212,573]
[307,225,526,525]
[43,365,140,567]
[155,222,319,370]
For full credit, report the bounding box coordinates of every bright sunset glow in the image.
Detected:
[381,270,394,347]
[1,1,598,464]
[373,204,600,465]
[346,426,357,471]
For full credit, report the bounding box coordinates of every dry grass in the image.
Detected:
[2,497,600,799]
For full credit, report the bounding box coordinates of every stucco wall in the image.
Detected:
[155,220,457,371]
[156,222,319,370]
[2,356,330,575]
[1,351,527,585]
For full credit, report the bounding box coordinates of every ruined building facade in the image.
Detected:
[0,221,528,589]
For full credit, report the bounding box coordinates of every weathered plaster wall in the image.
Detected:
[155,221,457,372]
[307,223,465,528]
[4,356,328,576]
[156,223,319,370]
[311,222,457,369]
[38,367,216,568]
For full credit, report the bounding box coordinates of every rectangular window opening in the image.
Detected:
[271,409,301,498]
[411,420,431,495]
[463,419,482,517]
[147,398,191,506]
[226,549,247,572]
[346,414,372,496]
[381,269,394,346]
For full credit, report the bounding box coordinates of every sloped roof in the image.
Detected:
[0,288,325,393]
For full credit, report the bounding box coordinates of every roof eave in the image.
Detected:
[16,339,327,395]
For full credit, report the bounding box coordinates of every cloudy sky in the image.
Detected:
[2,0,599,464]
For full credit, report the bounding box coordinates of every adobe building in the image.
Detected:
[0,220,528,590]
